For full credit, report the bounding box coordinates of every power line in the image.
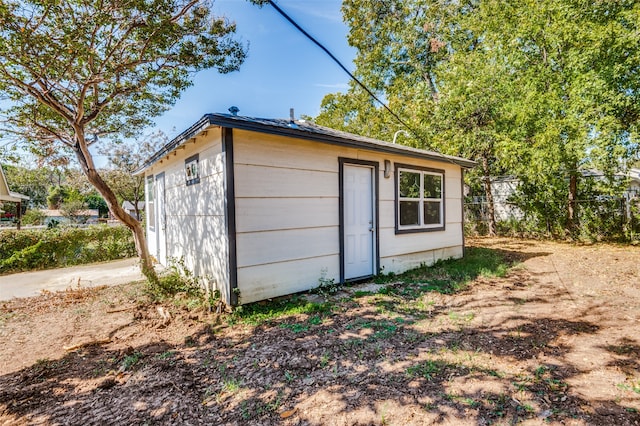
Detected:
[267,0,417,137]
[266,1,470,170]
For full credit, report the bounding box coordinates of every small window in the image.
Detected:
[147,176,155,230]
[185,154,200,186]
[396,165,444,232]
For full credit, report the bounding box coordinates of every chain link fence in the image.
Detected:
[464,196,640,241]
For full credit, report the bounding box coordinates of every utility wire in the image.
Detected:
[267,0,418,139]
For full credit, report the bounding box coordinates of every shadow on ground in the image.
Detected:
[1,243,639,425]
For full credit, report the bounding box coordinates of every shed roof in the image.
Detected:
[136,113,476,174]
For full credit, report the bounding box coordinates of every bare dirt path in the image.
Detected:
[0,238,639,425]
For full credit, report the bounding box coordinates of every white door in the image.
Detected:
[155,173,167,265]
[344,164,375,279]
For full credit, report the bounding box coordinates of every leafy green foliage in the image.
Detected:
[406,360,447,380]
[121,351,143,371]
[0,0,246,148]
[0,225,135,273]
[46,186,70,209]
[84,193,108,217]
[0,0,248,284]
[21,209,46,226]
[318,0,640,238]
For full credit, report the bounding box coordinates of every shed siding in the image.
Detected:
[233,131,345,304]
[232,130,465,304]
[145,128,231,302]
[376,155,463,273]
[237,255,340,303]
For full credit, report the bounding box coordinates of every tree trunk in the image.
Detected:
[481,155,497,236]
[567,171,578,236]
[72,133,158,285]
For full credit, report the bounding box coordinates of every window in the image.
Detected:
[396,165,444,232]
[185,154,200,186]
[147,176,155,230]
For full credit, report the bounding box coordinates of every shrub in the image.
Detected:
[21,209,47,226]
[0,225,136,274]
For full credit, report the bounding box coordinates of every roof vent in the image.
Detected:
[288,108,298,129]
[228,106,239,116]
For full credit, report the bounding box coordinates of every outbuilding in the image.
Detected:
[0,163,29,229]
[137,113,475,306]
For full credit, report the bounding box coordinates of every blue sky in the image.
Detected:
[154,0,356,139]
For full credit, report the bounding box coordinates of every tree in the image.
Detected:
[318,0,640,237]
[316,0,461,145]
[0,0,246,283]
[60,199,89,224]
[64,168,109,216]
[101,131,168,221]
[47,185,70,209]
[478,0,640,234]
[85,193,108,217]
[316,0,509,233]
[315,84,398,141]
[430,48,517,236]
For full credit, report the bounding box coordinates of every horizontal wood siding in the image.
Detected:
[235,164,337,198]
[236,227,338,267]
[375,154,463,264]
[236,197,338,232]
[376,153,463,274]
[237,255,340,304]
[233,131,344,301]
[232,130,465,303]
[378,226,463,257]
[145,128,231,301]
[380,245,463,274]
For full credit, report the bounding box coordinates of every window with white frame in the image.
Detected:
[396,165,444,232]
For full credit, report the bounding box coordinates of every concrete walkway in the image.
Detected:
[0,258,145,301]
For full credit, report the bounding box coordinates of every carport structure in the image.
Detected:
[0,165,29,230]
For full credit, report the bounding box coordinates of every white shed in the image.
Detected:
[137,114,475,306]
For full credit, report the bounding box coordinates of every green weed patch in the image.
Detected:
[376,247,515,298]
[228,297,334,326]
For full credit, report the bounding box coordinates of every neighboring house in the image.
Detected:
[625,168,640,198]
[122,201,145,220]
[136,113,475,306]
[42,209,99,225]
[490,176,524,222]
[486,169,640,222]
[0,163,29,228]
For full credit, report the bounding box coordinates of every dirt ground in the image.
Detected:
[1,237,639,425]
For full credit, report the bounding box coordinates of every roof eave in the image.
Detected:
[206,114,476,169]
[133,115,216,175]
[136,114,477,174]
